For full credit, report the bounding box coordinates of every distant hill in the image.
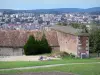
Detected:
[85,7,100,12]
[0,7,100,14]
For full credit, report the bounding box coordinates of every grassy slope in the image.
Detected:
[0,58,100,69]
[0,63,100,75]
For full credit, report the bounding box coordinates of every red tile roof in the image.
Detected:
[0,30,59,48]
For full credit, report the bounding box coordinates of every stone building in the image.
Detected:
[0,25,89,57]
[51,25,89,57]
[0,30,59,56]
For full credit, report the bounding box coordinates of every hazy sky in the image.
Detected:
[0,0,100,10]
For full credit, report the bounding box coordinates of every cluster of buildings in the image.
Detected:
[0,12,100,30]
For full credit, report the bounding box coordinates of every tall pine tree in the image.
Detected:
[40,34,52,53]
[24,34,52,55]
[24,35,38,55]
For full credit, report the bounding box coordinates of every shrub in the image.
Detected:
[69,53,75,58]
[24,35,37,55]
[24,34,52,55]
[89,29,100,53]
[48,52,70,58]
[59,52,70,57]
[40,34,52,53]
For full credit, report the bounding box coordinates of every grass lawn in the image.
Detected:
[0,58,100,69]
[0,63,100,75]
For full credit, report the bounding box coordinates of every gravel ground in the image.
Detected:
[0,56,40,61]
[0,72,77,75]
[0,56,60,61]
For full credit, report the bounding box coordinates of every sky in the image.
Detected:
[0,0,100,10]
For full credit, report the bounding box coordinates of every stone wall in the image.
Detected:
[0,30,89,57]
[77,36,89,57]
[57,31,78,56]
[0,30,59,47]
[0,30,59,56]
[0,48,23,56]
[51,46,60,52]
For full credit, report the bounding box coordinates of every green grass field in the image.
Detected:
[0,63,100,75]
[0,58,100,75]
[0,58,100,69]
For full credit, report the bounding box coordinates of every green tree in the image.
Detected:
[24,34,52,55]
[24,35,38,55]
[89,29,100,53]
[56,22,67,26]
[71,23,81,28]
[71,23,88,33]
[40,34,52,53]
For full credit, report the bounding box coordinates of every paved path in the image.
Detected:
[0,72,78,75]
[0,56,41,61]
[0,56,60,61]
[0,62,100,71]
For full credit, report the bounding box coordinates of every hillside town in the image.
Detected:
[0,12,100,30]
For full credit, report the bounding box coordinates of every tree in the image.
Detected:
[57,22,67,26]
[24,35,38,55]
[71,23,81,28]
[24,34,52,55]
[70,23,88,33]
[40,34,52,53]
[89,29,100,54]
